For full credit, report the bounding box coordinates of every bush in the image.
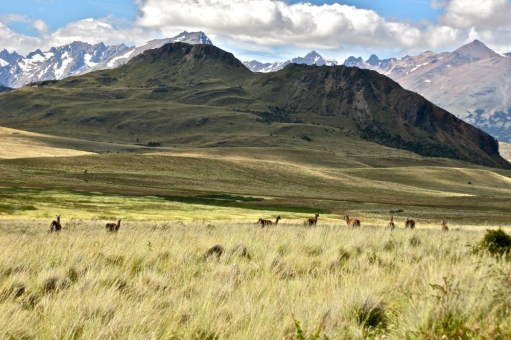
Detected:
[477,229,511,258]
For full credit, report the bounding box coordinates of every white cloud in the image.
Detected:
[2,0,511,60]
[136,0,423,49]
[0,22,40,54]
[0,16,159,55]
[439,0,511,28]
[47,17,154,48]
[33,20,49,35]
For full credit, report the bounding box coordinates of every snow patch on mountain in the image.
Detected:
[0,31,212,88]
[243,51,338,73]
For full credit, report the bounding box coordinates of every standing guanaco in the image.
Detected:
[258,215,281,228]
[441,219,449,231]
[50,215,62,233]
[388,215,395,229]
[405,216,416,229]
[343,215,361,227]
[106,219,121,232]
[304,213,319,227]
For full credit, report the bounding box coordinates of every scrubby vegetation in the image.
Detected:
[0,220,510,339]
[474,228,511,258]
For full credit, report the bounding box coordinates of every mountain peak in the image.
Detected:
[455,39,499,60]
[26,49,45,59]
[366,54,380,66]
[171,31,213,45]
[132,42,245,69]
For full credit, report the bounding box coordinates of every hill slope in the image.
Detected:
[342,40,511,142]
[0,42,507,169]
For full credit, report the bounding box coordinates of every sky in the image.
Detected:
[1,0,510,63]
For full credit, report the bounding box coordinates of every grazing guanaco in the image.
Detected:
[441,219,449,231]
[388,215,395,230]
[304,213,319,227]
[258,215,281,228]
[405,216,415,229]
[50,215,62,233]
[106,219,121,232]
[343,215,361,227]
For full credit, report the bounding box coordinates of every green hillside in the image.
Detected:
[0,43,507,168]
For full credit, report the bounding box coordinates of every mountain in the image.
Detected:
[243,51,337,72]
[454,39,500,61]
[0,31,212,88]
[85,31,213,71]
[0,42,506,168]
[0,85,12,93]
[0,49,22,66]
[0,42,128,88]
[341,40,511,142]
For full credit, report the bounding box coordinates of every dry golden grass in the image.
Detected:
[0,127,94,159]
[0,219,510,339]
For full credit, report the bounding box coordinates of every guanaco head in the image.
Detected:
[118,219,121,225]
[315,213,319,218]
[56,215,61,222]
[390,215,394,221]
[405,216,409,221]
[276,215,281,221]
[343,215,349,220]
[258,218,263,223]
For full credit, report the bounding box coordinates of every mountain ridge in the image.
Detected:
[0,31,212,88]
[244,40,511,142]
[243,51,337,72]
[0,42,507,169]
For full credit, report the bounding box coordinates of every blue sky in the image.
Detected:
[1,0,510,62]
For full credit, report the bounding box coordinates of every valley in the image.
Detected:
[1,41,511,339]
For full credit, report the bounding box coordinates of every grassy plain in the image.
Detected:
[1,220,511,339]
[1,126,511,339]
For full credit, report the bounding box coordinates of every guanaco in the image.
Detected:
[388,215,395,229]
[343,215,361,227]
[258,215,281,228]
[106,219,121,232]
[405,216,416,229]
[304,213,319,227]
[50,215,62,233]
[441,219,449,231]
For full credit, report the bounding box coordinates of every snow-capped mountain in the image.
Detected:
[85,31,212,72]
[0,50,22,67]
[342,40,511,142]
[0,42,128,88]
[0,31,212,88]
[243,51,337,72]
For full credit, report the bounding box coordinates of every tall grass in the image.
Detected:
[0,220,510,339]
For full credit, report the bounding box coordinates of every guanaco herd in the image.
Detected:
[48,216,122,233]
[48,214,449,233]
[259,213,449,231]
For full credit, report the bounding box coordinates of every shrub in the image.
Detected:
[293,316,331,340]
[477,229,511,258]
[355,298,387,330]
